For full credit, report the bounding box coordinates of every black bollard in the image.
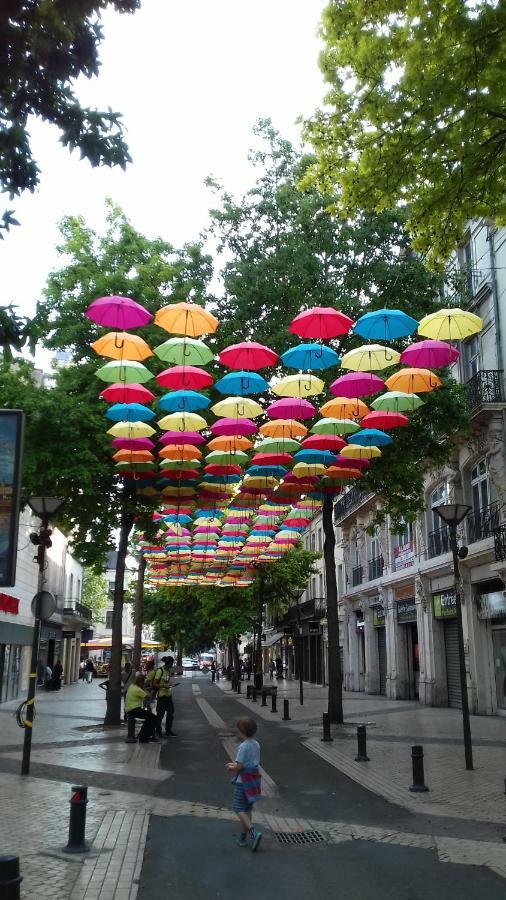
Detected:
[261,690,267,707]
[321,712,333,742]
[271,692,277,714]
[63,785,90,853]
[355,725,370,761]
[125,713,136,744]
[409,745,429,792]
[216,670,220,682]
[236,680,241,694]
[247,671,251,681]
[0,856,22,899]
[283,698,291,721]
[252,687,257,703]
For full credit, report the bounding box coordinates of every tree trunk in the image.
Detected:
[254,571,264,689]
[231,637,241,680]
[323,495,343,724]
[104,491,135,726]
[176,641,183,668]
[132,555,146,672]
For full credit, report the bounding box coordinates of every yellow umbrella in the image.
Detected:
[242,476,279,488]
[319,397,369,419]
[385,368,441,393]
[340,445,382,459]
[292,463,327,477]
[91,332,153,361]
[107,421,156,438]
[272,374,325,397]
[340,344,400,371]
[161,486,196,497]
[154,302,218,337]
[418,308,483,341]
[259,419,308,438]
[211,397,263,418]
[157,412,208,431]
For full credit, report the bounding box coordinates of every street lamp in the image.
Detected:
[434,502,473,771]
[290,588,305,706]
[21,496,63,776]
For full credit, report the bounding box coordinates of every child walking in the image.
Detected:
[226,717,262,851]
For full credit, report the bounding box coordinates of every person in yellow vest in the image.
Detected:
[153,656,177,737]
[124,674,159,743]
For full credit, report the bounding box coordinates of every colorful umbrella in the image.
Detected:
[292,463,327,477]
[91,332,153,361]
[258,419,307,438]
[159,444,203,460]
[205,450,250,465]
[156,365,213,390]
[105,403,156,422]
[111,437,155,451]
[99,383,155,404]
[256,437,301,453]
[157,412,208,431]
[289,307,354,339]
[214,371,269,396]
[154,302,218,337]
[330,372,384,398]
[353,308,418,341]
[272,374,325,397]
[207,436,253,452]
[280,343,340,370]
[113,449,154,463]
[266,398,316,420]
[340,445,382,460]
[371,391,424,413]
[417,308,483,341]
[319,397,369,419]
[153,337,214,366]
[385,368,441,393]
[360,410,408,429]
[210,417,257,437]
[157,391,211,413]
[218,341,278,370]
[159,431,206,445]
[160,459,201,470]
[211,397,263,418]
[311,418,360,436]
[107,421,156,438]
[85,295,151,329]
[400,339,460,369]
[301,434,346,451]
[250,453,294,466]
[96,360,153,384]
[340,344,400,372]
[294,450,337,465]
[350,428,392,447]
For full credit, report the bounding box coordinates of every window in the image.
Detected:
[430,482,449,532]
[317,528,322,551]
[471,459,492,515]
[466,335,480,379]
[105,610,113,629]
[69,573,74,600]
[311,533,316,552]
[395,519,413,547]
[76,578,81,600]
[369,527,380,560]
[108,581,115,601]
[318,574,323,597]
[459,237,474,298]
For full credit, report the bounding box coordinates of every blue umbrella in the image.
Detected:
[194,509,225,518]
[245,465,288,478]
[158,390,211,413]
[162,514,192,523]
[281,343,340,371]
[353,308,418,341]
[105,403,156,422]
[293,449,337,465]
[249,529,277,536]
[214,370,269,396]
[350,428,392,447]
[201,475,241,484]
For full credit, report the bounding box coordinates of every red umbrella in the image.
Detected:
[267,398,316,420]
[85,295,152,329]
[330,372,384,398]
[204,464,243,476]
[301,435,346,451]
[284,516,311,527]
[159,431,206,446]
[360,411,409,430]
[111,437,155,451]
[211,418,257,437]
[218,341,278,370]
[99,383,155,404]
[289,307,354,339]
[160,469,200,480]
[250,453,293,466]
[334,455,370,469]
[156,366,213,390]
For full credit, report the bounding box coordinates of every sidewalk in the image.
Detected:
[217,676,506,825]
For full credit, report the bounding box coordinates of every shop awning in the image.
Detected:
[262,631,284,648]
[81,639,163,650]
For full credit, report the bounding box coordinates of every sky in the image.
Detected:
[2,0,327,332]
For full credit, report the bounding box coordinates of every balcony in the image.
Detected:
[351,565,363,587]
[368,555,384,581]
[494,524,506,562]
[334,487,375,523]
[467,501,501,543]
[62,599,92,622]
[466,370,504,414]
[428,527,450,558]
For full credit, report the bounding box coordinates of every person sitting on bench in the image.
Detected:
[125,673,159,743]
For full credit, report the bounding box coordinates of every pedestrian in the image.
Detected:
[153,656,177,737]
[84,659,94,684]
[124,674,159,743]
[226,717,262,851]
[211,659,216,683]
[52,658,63,691]
[268,659,275,680]
[275,657,283,679]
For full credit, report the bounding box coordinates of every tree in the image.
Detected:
[81,568,108,623]
[302,1,506,267]
[0,1,138,238]
[0,304,38,361]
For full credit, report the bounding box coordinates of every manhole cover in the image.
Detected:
[274,830,326,846]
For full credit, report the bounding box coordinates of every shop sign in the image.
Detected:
[367,595,381,608]
[477,592,506,620]
[0,592,19,614]
[396,598,417,623]
[433,591,457,619]
[0,410,24,588]
[373,606,385,628]
[308,620,321,635]
[62,630,75,638]
[394,540,414,570]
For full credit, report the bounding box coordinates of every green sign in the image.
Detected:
[373,606,385,627]
[433,591,457,619]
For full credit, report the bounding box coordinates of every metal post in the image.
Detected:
[355,725,370,761]
[449,524,473,771]
[236,680,241,694]
[261,690,267,707]
[271,692,277,713]
[216,669,220,682]
[0,856,22,899]
[21,531,46,776]
[409,745,429,792]
[283,698,290,720]
[322,712,333,742]
[63,785,89,853]
[125,713,136,743]
[252,687,257,703]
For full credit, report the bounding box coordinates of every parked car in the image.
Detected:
[199,653,216,671]
[182,657,198,670]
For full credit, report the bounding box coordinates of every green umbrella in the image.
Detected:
[371,391,424,413]
[96,359,153,384]
[205,450,249,465]
[311,418,360,436]
[115,461,156,471]
[153,337,214,366]
[255,437,301,454]
[159,458,202,470]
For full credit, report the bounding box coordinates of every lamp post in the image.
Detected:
[21,497,63,776]
[290,588,305,706]
[434,502,473,771]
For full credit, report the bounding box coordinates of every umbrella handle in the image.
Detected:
[114,333,125,350]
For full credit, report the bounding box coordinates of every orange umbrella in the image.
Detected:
[207,436,253,452]
[159,445,203,460]
[326,466,362,479]
[385,368,442,393]
[154,302,218,337]
[259,419,308,439]
[112,449,154,463]
[91,331,153,361]
[320,397,369,419]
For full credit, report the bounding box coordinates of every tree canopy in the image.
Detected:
[303,1,506,267]
[81,568,109,622]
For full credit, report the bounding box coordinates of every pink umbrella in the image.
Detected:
[334,455,370,469]
[211,418,257,437]
[289,307,354,339]
[156,366,213,390]
[99,383,155,404]
[85,295,152,329]
[159,432,206,445]
[330,372,384,398]
[219,341,278,370]
[400,339,460,368]
[111,437,155,450]
[267,398,316,420]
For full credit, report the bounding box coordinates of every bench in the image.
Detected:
[246,684,277,700]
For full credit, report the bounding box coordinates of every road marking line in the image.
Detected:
[195,697,227,730]
[191,684,201,694]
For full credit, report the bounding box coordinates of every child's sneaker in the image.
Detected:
[248,828,262,852]
[237,834,248,848]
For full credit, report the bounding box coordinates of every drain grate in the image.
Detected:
[274,830,326,846]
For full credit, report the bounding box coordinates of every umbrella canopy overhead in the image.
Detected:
[154,302,219,337]
[256,437,301,453]
[371,391,424,412]
[418,308,483,341]
[330,372,385,398]
[340,344,401,372]
[96,360,153,384]
[157,412,208,431]
[159,431,206,445]
[289,307,354,339]
[157,390,211,413]
[218,341,278,370]
[153,337,214,366]
[385,368,442,393]
[207,436,253,451]
[320,397,369,419]
[400,339,460,369]
[111,437,155,451]
[99,383,155,404]
[85,295,151,329]
[301,434,346,451]
[353,308,418,341]
[91,331,153,361]
[105,403,155,422]
[211,397,263,418]
[214,370,269,396]
[311,418,360,436]
[280,343,340,370]
[107,421,156,438]
[340,445,382,460]
[259,419,308,438]
[266,398,316,420]
[156,365,213,390]
[272,374,325,398]
[210,417,258,437]
[360,410,409,429]
[350,428,392,447]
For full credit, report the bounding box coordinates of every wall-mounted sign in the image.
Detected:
[367,595,381,608]
[396,598,417,624]
[62,630,76,639]
[0,591,19,614]
[433,591,457,619]
[0,410,24,588]
[373,606,386,628]
[308,620,321,635]
[477,592,506,620]
[394,540,414,570]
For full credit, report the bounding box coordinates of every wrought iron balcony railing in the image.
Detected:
[351,565,363,587]
[62,599,92,621]
[466,370,504,413]
[334,488,374,524]
[428,526,450,558]
[467,501,501,543]
[368,555,384,581]
[494,524,506,562]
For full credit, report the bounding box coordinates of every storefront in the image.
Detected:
[37,624,63,683]
[372,606,387,695]
[0,620,33,704]
[396,598,419,700]
[476,588,506,716]
[433,591,460,708]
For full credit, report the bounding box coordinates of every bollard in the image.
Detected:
[63,785,90,853]
[261,690,267,707]
[283,698,291,721]
[409,745,429,792]
[0,856,22,900]
[125,713,136,744]
[216,670,220,682]
[231,675,236,691]
[355,724,370,761]
[271,692,277,714]
[252,687,257,703]
[247,671,251,681]
[236,680,241,694]
[321,712,333,742]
